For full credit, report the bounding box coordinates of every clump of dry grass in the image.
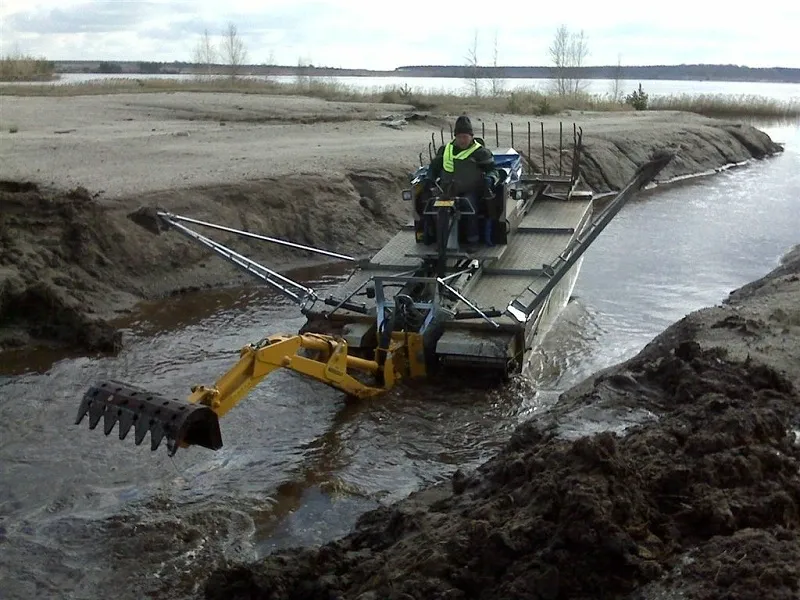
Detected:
[504,87,628,115]
[649,93,800,119]
[0,52,56,82]
[0,76,366,99]
[0,76,629,118]
[2,76,797,121]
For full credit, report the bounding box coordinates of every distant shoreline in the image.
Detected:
[51,61,800,84]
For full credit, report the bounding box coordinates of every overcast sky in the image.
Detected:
[2,0,799,69]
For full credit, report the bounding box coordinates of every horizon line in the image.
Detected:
[45,60,800,71]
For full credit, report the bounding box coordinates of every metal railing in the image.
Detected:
[420,120,584,188]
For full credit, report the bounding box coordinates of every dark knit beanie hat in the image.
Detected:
[454,115,473,135]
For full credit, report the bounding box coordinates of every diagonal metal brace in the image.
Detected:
[159,215,318,306]
[506,151,675,323]
[157,212,355,262]
[437,277,500,329]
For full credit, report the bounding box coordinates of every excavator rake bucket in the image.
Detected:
[75,380,223,455]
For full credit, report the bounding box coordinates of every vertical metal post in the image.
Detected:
[527,121,531,164]
[540,121,546,174]
[449,123,453,138]
[419,152,423,166]
[431,132,437,153]
[440,128,444,146]
[428,142,433,161]
[495,122,499,147]
[573,123,578,184]
[572,126,583,185]
[510,122,515,149]
[559,121,563,176]
[482,121,486,140]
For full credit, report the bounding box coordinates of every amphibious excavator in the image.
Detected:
[75,122,673,456]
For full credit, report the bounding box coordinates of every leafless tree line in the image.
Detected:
[192,23,249,79]
[464,25,596,99]
[195,23,621,100]
[548,24,589,97]
[463,29,506,98]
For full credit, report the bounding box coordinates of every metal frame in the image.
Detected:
[157,212,501,336]
[162,216,318,305]
[159,212,355,262]
[422,120,584,182]
[156,126,662,340]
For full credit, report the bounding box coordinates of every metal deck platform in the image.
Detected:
[518,198,593,231]
[370,228,507,266]
[454,196,592,327]
[306,195,593,330]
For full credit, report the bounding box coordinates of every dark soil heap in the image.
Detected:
[0,181,127,352]
[203,255,800,599]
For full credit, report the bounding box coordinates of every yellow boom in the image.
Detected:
[75,332,425,455]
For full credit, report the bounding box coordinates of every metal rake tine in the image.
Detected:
[88,401,105,430]
[103,409,119,436]
[134,416,150,446]
[150,422,166,452]
[75,395,92,425]
[167,437,179,457]
[117,411,135,440]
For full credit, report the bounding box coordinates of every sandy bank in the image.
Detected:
[0,93,784,354]
[0,93,781,198]
[202,245,800,600]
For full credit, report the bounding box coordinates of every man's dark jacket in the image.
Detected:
[427,140,500,196]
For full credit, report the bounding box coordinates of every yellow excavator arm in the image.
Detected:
[75,332,424,455]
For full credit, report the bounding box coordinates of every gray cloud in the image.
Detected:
[141,17,214,41]
[135,4,347,53]
[3,1,797,68]
[6,2,165,34]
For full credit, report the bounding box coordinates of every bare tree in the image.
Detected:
[548,25,589,97]
[295,55,313,89]
[192,28,216,78]
[609,53,623,103]
[490,29,505,97]
[221,22,248,79]
[549,25,570,97]
[569,29,589,95]
[464,30,481,97]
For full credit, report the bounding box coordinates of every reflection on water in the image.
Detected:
[0,122,798,599]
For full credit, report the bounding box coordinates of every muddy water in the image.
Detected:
[531,121,800,391]
[1,122,799,599]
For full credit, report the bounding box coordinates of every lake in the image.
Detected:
[12,72,800,103]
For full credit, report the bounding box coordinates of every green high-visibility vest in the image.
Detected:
[442,141,481,172]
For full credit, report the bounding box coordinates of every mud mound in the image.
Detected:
[0,171,409,355]
[632,528,800,600]
[202,336,800,599]
[578,121,782,193]
[0,182,127,352]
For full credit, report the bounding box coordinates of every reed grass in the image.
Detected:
[2,76,797,120]
[0,53,56,82]
[0,76,627,115]
[648,93,800,119]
